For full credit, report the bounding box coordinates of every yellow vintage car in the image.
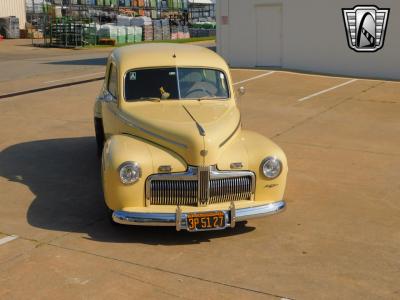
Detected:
[94,43,287,232]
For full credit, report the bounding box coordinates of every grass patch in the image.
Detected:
[84,36,215,49]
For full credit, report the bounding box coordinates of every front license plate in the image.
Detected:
[187,211,226,232]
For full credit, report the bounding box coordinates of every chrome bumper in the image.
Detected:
[112,200,286,231]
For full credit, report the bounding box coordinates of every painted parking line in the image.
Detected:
[233,71,275,86]
[44,72,104,84]
[232,68,356,80]
[0,235,18,246]
[231,68,269,72]
[298,79,358,102]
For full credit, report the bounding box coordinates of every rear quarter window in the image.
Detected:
[108,63,118,98]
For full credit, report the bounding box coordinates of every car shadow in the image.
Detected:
[46,57,108,66]
[0,137,255,245]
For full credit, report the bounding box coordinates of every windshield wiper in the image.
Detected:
[139,97,161,102]
[196,96,224,101]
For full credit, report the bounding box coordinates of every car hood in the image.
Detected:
[120,100,241,166]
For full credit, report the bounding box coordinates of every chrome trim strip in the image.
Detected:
[123,66,232,102]
[219,119,241,148]
[112,200,286,230]
[235,201,286,221]
[108,105,188,149]
[198,166,210,206]
[176,67,182,99]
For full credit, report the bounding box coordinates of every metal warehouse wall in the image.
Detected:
[217,0,400,80]
[0,0,26,29]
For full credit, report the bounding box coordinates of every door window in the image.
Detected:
[108,63,118,98]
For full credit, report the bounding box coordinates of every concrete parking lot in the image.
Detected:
[0,40,399,299]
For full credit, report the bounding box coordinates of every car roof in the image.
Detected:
[111,43,230,74]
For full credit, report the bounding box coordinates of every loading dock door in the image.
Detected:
[255,5,282,67]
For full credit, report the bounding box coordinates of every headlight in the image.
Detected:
[119,162,141,185]
[261,157,282,179]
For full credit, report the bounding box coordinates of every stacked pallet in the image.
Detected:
[189,28,215,38]
[183,25,190,38]
[118,0,132,6]
[143,24,153,41]
[167,0,183,10]
[97,24,118,42]
[97,24,144,45]
[176,25,188,39]
[125,26,142,43]
[161,19,170,40]
[103,0,118,5]
[116,16,149,42]
[146,0,160,19]
[125,26,135,43]
[127,16,152,27]
[191,22,216,29]
[134,26,143,42]
[21,28,44,39]
[117,15,132,26]
[153,20,162,40]
[0,17,20,39]
[136,16,153,41]
[144,0,156,8]
[170,25,178,40]
[132,0,145,15]
[117,26,127,44]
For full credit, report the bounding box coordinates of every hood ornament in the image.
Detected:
[182,105,206,136]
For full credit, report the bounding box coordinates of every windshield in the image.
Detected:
[125,68,230,101]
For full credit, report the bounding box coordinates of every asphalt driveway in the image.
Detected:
[0,41,399,299]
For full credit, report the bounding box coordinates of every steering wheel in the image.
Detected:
[185,88,213,98]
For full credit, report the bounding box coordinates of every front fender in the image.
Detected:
[102,134,187,210]
[93,97,102,119]
[217,130,288,203]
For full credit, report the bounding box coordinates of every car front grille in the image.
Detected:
[149,180,198,206]
[209,176,254,203]
[146,166,255,206]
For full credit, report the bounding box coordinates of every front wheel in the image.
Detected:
[94,117,105,158]
[106,208,121,226]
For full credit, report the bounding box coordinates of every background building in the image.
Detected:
[216,0,400,80]
[1,0,216,46]
[0,0,27,29]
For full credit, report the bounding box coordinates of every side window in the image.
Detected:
[203,69,216,83]
[107,63,118,98]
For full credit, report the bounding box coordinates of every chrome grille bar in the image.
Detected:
[150,180,198,206]
[208,176,253,204]
[198,166,210,206]
[146,166,255,206]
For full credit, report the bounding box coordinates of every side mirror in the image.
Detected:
[98,90,116,103]
[238,86,246,96]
